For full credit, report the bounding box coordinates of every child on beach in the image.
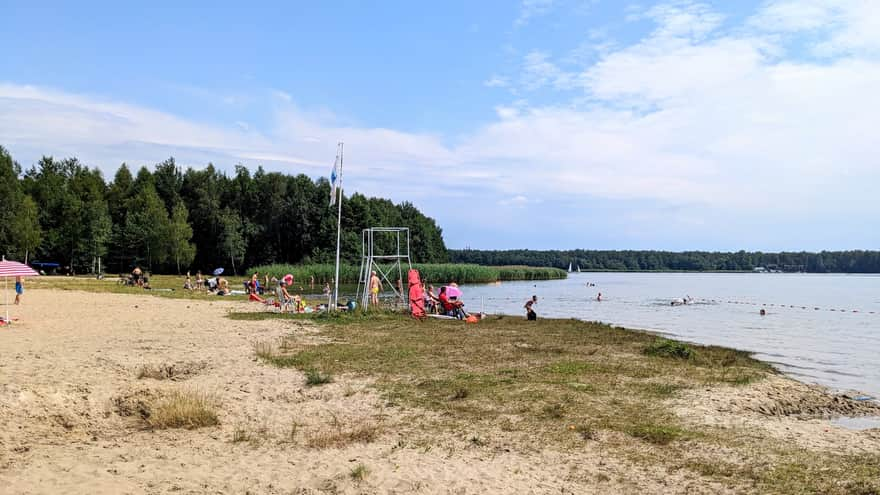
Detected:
[14,276,23,305]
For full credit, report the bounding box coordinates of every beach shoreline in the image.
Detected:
[1,289,878,494]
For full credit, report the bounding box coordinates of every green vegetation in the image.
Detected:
[643,339,694,360]
[304,368,333,386]
[250,263,566,284]
[449,248,880,273]
[239,312,769,440]
[349,464,369,482]
[234,311,879,493]
[0,146,447,274]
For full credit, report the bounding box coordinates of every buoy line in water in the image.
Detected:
[709,299,877,315]
[463,295,878,316]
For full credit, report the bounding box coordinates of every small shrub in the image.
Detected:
[350,463,369,482]
[305,369,333,386]
[469,435,487,447]
[643,339,694,360]
[145,390,219,430]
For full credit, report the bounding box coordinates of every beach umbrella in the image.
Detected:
[213,267,224,276]
[0,258,39,325]
[443,285,463,299]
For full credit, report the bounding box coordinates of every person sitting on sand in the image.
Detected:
[248,272,261,295]
[131,266,143,287]
[195,271,204,290]
[206,276,218,292]
[217,278,229,295]
[183,271,193,290]
[524,295,537,321]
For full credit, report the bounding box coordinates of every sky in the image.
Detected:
[2,0,879,251]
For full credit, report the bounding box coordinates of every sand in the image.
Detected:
[1,289,877,494]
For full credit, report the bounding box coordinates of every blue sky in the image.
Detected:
[2,1,879,251]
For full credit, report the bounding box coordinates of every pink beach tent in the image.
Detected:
[0,258,39,325]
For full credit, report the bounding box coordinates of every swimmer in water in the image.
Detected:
[597,292,602,302]
[760,309,766,316]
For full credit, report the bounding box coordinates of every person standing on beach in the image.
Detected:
[369,271,382,306]
[524,295,537,320]
[14,276,23,305]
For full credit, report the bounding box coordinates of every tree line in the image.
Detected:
[448,249,880,273]
[0,146,448,274]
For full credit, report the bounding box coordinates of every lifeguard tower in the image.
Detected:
[356,227,412,308]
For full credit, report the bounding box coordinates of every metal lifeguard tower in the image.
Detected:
[356,227,412,308]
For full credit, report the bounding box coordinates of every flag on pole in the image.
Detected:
[329,155,339,207]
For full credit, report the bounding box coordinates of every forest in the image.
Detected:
[0,146,448,274]
[449,249,880,273]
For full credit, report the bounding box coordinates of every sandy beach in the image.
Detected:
[1,289,878,494]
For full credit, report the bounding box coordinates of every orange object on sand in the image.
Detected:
[249,293,265,303]
[465,315,479,324]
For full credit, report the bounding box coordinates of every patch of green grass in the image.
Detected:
[545,360,593,375]
[305,368,333,386]
[235,311,880,491]
[625,423,688,445]
[643,339,694,360]
[350,463,369,482]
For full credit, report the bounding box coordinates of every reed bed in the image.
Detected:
[249,263,566,284]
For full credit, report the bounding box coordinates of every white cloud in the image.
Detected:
[514,0,554,27]
[484,75,509,88]
[2,1,880,248]
[749,0,880,56]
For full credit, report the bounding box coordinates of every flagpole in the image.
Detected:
[332,142,344,310]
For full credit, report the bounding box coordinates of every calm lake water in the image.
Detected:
[458,273,880,398]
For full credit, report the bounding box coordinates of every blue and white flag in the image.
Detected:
[329,156,339,207]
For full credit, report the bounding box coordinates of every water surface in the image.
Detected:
[458,273,880,398]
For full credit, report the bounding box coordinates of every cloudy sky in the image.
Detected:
[2,1,878,250]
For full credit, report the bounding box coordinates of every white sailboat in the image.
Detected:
[567,263,573,273]
[577,265,581,273]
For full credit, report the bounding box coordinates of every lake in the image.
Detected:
[457,272,880,398]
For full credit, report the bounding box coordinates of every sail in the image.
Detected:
[568,263,572,272]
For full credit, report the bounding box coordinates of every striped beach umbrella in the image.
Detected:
[0,258,39,325]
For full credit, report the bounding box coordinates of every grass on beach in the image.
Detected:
[243,312,766,444]
[237,311,880,494]
[144,390,220,430]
